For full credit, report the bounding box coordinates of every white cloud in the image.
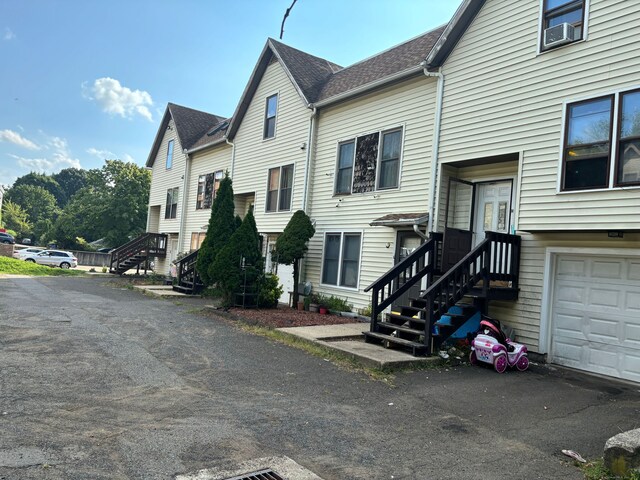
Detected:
[87,147,115,159]
[4,28,15,41]
[83,77,153,121]
[0,129,40,150]
[7,135,82,175]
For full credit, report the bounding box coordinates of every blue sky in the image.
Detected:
[0,0,458,187]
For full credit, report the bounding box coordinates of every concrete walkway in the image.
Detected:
[278,323,439,369]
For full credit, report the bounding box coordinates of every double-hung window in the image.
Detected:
[165,187,179,219]
[562,89,640,190]
[166,140,174,169]
[540,0,586,51]
[196,170,223,209]
[333,127,403,195]
[266,164,293,212]
[322,232,362,288]
[264,94,278,139]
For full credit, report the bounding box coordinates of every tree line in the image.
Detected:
[1,160,150,250]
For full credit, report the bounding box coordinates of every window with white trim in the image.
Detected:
[196,170,223,210]
[334,127,403,195]
[165,187,178,219]
[562,88,640,190]
[321,232,361,288]
[166,140,174,169]
[264,94,278,139]
[540,0,586,51]
[265,164,293,212]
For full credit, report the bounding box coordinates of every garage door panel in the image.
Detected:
[551,253,640,382]
[591,259,624,280]
[628,261,640,280]
[557,258,587,277]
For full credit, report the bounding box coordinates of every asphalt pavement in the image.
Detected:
[0,275,638,480]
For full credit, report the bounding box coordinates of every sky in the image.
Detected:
[0,0,459,188]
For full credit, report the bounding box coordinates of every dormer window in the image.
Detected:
[264,94,278,139]
[540,0,586,51]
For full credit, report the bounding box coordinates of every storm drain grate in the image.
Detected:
[224,469,285,480]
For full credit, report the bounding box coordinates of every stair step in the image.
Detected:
[377,321,423,337]
[364,331,427,354]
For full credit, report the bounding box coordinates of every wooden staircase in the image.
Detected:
[109,233,167,275]
[173,249,204,294]
[364,232,521,356]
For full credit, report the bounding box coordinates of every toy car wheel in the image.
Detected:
[516,355,529,371]
[494,354,507,373]
[469,350,478,365]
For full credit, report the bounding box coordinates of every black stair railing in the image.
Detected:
[421,231,521,354]
[175,249,202,292]
[109,233,167,273]
[364,232,442,331]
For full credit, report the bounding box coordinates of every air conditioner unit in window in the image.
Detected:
[544,22,576,48]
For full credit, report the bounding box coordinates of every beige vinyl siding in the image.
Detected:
[232,60,310,234]
[180,144,232,254]
[148,119,185,234]
[304,75,437,310]
[490,232,640,353]
[438,0,640,231]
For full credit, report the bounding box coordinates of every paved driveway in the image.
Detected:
[0,276,638,479]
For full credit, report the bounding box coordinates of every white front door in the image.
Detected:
[473,181,512,246]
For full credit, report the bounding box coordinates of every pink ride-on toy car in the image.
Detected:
[470,317,529,373]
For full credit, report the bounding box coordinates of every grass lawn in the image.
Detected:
[0,256,84,276]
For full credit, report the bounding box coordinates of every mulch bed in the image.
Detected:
[227,305,362,329]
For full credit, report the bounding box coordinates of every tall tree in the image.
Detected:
[5,185,59,240]
[12,172,66,206]
[274,210,316,305]
[1,200,33,238]
[212,208,262,305]
[53,168,89,204]
[196,173,236,286]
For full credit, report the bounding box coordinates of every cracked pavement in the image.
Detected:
[0,276,639,479]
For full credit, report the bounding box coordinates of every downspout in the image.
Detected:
[225,136,236,178]
[301,106,317,212]
[178,150,191,254]
[422,63,445,237]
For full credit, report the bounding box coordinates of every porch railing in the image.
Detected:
[364,232,442,329]
[421,231,521,354]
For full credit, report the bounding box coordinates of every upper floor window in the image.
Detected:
[266,164,293,212]
[264,94,278,139]
[540,0,586,51]
[196,170,223,210]
[321,232,361,289]
[562,89,640,191]
[166,140,174,169]
[165,187,178,219]
[334,127,403,195]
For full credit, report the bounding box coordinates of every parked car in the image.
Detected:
[23,250,78,269]
[13,247,45,259]
[0,232,15,244]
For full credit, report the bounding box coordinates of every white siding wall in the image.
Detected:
[180,144,232,254]
[305,75,438,311]
[148,119,185,234]
[232,60,310,234]
[439,0,640,230]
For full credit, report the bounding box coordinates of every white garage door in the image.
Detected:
[551,254,640,382]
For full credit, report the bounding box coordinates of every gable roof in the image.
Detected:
[425,0,486,69]
[145,103,225,167]
[227,25,448,139]
[315,26,446,105]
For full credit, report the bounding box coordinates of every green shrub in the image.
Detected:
[258,273,284,308]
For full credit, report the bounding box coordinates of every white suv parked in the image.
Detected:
[24,250,78,269]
